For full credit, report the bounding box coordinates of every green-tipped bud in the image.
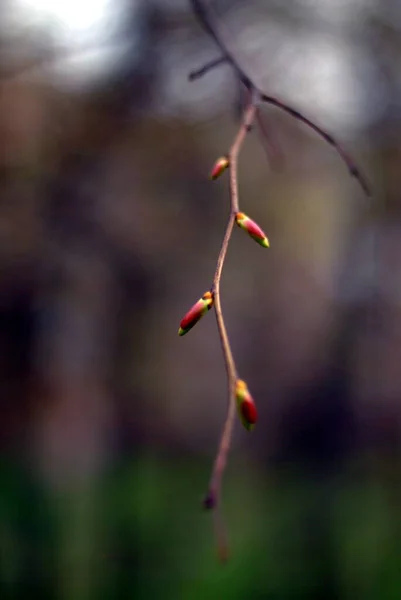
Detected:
[235,212,269,248]
[235,379,258,431]
[178,291,214,336]
[210,156,230,180]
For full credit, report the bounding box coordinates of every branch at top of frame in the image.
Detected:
[189,0,371,197]
[189,0,252,89]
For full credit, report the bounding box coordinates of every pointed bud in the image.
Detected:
[178,291,214,336]
[210,156,230,180]
[235,212,269,248]
[235,379,258,431]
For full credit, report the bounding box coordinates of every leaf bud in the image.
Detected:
[210,156,230,180]
[235,379,258,431]
[178,291,214,336]
[235,212,269,248]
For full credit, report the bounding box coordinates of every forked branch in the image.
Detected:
[180,0,371,562]
[189,0,370,197]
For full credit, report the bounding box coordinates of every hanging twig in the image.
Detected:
[180,0,371,561]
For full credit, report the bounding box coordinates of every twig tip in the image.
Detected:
[202,491,216,510]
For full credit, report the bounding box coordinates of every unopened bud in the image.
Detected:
[235,212,269,248]
[235,379,258,431]
[210,156,230,180]
[178,291,214,336]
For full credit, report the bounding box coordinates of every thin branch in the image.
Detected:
[259,93,371,196]
[186,0,372,562]
[203,102,257,561]
[188,56,227,81]
[189,0,371,197]
[190,0,252,88]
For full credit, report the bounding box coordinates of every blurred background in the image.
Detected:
[0,0,400,598]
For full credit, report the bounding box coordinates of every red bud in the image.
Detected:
[210,156,230,180]
[235,212,269,248]
[235,379,258,430]
[178,291,214,336]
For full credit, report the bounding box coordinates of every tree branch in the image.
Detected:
[190,0,371,196]
[183,0,372,561]
[202,101,257,562]
[188,56,227,81]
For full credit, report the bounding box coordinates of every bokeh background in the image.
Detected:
[0,0,400,598]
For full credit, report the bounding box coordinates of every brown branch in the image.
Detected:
[203,101,257,562]
[184,0,372,562]
[190,0,371,197]
[188,56,227,81]
[190,0,252,88]
[259,93,371,196]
